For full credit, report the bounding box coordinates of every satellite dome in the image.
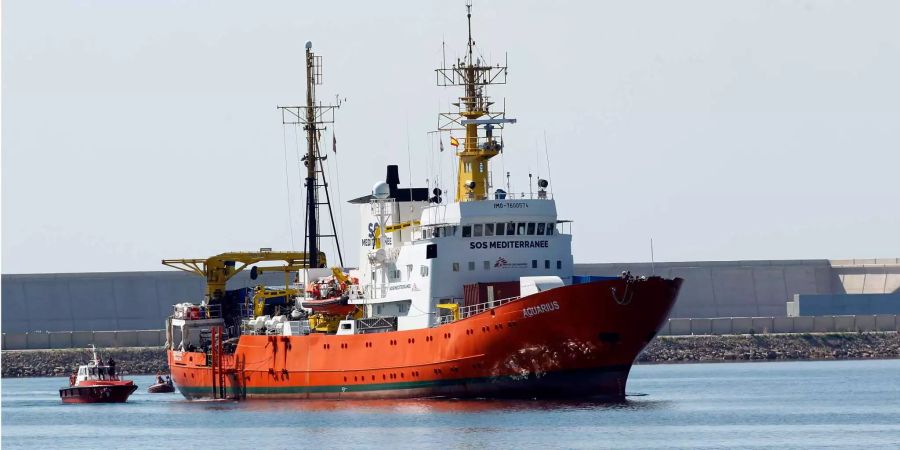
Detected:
[372,181,390,199]
[305,41,313,49]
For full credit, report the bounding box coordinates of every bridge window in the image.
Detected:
[452,262,459,272]
[537,223,546,235]
[532,260,538,268]
[545,260,550,269]
[473,224,483,237]
[462,225,472,237]
[506,222,516,236]
[517,223,526,235]
[527,223,536,235]
[468,261,475,271]
[557,260,562,269]
[495,223,505,235]
[546,223,555,235]
[484,223,494,236]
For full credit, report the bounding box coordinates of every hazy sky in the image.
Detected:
[3,0,899,274]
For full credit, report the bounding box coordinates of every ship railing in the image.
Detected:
[239,303,256,319]
[172,303,222,320]
[436,296,521,325]
[486,191,553,200]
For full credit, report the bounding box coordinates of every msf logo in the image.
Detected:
[494,257,509,268]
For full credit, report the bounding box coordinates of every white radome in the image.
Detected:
[372,181,390,199]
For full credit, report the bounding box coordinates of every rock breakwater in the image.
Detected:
[638,332,900,363]
[2,347,167,378]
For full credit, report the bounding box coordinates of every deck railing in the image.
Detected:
[436,296,521,325]
[172,304,222,320]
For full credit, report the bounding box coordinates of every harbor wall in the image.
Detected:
[3,258,898,337]
[0,270,288,333]
[577,258,900,318]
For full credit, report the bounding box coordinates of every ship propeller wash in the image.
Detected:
[162,3,682,400]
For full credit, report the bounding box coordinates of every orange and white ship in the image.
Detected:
[162,3,681,401]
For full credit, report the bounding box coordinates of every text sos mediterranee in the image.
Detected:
[470,240,549,249]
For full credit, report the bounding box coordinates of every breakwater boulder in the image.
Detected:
[638,332,900,363]
[2,347,168,378]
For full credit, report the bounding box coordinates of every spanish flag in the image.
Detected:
[450,136,460,147]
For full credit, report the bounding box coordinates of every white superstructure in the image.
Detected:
[348,169,573,331]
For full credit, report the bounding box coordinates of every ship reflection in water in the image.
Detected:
[201,397,669,415]
[3,361,900,449]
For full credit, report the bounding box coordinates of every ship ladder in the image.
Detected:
[210,326,227,400]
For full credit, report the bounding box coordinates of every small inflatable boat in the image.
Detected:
[148,380,175,393]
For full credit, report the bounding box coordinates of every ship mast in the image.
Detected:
[278,41,343,268]
[437,1,515,202]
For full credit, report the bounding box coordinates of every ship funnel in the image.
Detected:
[385,165,400,195]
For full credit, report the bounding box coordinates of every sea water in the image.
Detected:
[3,359,899,449]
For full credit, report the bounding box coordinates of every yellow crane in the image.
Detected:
[162,251,325,302]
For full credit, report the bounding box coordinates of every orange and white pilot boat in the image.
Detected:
[161,3,681,401]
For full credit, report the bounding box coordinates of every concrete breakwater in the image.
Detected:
[2,333,899,378]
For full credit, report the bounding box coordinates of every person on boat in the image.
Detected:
[107,357,116,378]
[165,375,173,386]
[156,374,164,385]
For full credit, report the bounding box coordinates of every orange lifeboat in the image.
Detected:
[301,276,357,316]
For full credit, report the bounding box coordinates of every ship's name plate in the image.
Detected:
[523,301,560,318]
[470,240,549,249]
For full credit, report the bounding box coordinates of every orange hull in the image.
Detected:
[168,277,681,400]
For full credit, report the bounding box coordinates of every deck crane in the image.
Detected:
[162,251,325,303]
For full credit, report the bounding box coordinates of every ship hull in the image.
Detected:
[60,384,138,403]
[169,276,681,401]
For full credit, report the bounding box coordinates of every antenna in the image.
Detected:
[650,238,656,275]
[277,42,344,268]
[466,0,474,65]
[528,172,533,198]
[543,131,554,197]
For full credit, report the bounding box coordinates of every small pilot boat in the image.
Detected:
[60,346,138,404]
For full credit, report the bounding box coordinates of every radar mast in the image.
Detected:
[436,1,516,202]
[278,42,344,268]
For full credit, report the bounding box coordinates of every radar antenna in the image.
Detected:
[436,1,516,201]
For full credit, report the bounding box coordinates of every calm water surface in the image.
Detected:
[3,359,900,449]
